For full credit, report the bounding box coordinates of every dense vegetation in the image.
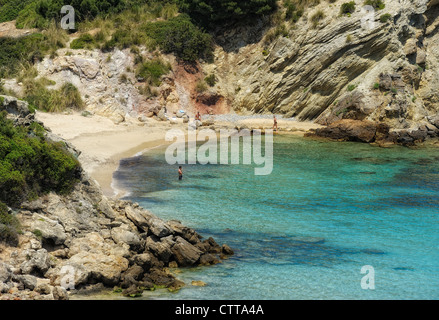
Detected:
[6,0,129,28]
[23,78,85,112]
[143,14,213,62]
[0,25,67,78]
[136,58,171,86]
[0,110,81,208]
[177,0,277,27]
[0,0,34,23]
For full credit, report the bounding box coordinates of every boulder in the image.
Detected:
[143,268,175,287]
[157,108,168,121]
[167,220,201,244]
[148,216,173,238]
[145,236,173,264]
[124,206,149,233]
[30,214,67,246]
[204,237,222,254]
[171,236,202,267]
[111,226,142,251]
[15,274,38,290]
[199,254,220,266]
[0,262,12,283]
[63,251,129,286]
[20,249,51,275]
[221,244,234,255]
[52,286,69,300]
[308,120,381,143]
[130,253,154,270]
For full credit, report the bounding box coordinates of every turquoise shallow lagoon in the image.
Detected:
[113,135,439,300]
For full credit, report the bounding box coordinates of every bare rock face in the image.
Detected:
[308,119,382,143]
[210,0,439,135]
[171,237,203,267]
[0,99,234,300]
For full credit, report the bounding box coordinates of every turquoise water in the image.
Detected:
[114,135,439,300]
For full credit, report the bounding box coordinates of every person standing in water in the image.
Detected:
[178,166,183,180]
[273,115,278,132]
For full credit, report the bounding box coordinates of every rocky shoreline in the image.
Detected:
[0,172,234,300]
[305,118,439,147]
[0,96,233,300]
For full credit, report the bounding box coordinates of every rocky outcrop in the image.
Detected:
[1,178,233,300]
[306,118,439,146]
[0,103,233,300]
[306,119,390,143]
[209,0,439,141]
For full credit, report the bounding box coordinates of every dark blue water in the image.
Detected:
[114,135,439,299]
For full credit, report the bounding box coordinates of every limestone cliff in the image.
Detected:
[0,96,233,300]
[208,0,439,134]
[2,0,438,141]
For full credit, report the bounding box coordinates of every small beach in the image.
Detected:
[36,111,322,196]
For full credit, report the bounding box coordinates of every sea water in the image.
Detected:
[113,135,439,300]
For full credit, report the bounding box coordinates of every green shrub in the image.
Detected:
[364,0,385,10]
[379,13,391,23]
[284,0,304,22]
[195,80,208,93]
[15,0,128,29]
[373,82,380,89]
[70,33,96,50]
[340,1,356,15]
[23,79,84,112]
[143,14,213,62]
[0,33,63,78]
[0,111,81,207]
[311,10,325,28]
[205,74,216,87]
[136,58,171,87]
[347,84,357,91]
[178,0,277,28]
[0,0,34,23]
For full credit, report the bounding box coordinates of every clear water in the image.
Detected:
[113,135,439,300]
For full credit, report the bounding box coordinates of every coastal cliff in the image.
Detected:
[0,96,233,300]
[208,0,439,145]
[1,1,438,146]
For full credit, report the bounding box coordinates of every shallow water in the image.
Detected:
[114,135,439,300]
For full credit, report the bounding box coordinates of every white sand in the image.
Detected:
[36,111,322,196]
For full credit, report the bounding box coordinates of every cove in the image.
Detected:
[113,135,439,300]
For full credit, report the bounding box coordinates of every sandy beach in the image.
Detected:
[36,111,322,197]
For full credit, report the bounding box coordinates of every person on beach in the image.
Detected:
[273,115,278,132]
[178,166,183,180]
[195,112,201,121]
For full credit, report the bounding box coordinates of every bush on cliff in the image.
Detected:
[177,0,277,28]
[0,31,66,78]
[364,0,385,10]
[136,58,172,86]
[340,1,356,15]
[142,14,213,62]
[0,111,81,207]
[0,0,34,23]
[0,201,21,246]
[23,79,84,112]
[14,0,128,29]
